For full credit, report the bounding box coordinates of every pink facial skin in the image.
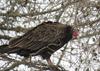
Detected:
[72,31,79,39]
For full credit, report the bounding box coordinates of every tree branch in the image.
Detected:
[0,0,79,17]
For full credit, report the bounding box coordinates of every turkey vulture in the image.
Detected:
[0,21,78,66]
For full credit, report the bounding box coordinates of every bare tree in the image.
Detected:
[0,0,100,71]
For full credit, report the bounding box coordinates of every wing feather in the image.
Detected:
[9,23,66,51]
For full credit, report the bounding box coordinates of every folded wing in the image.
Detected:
[9,22,66,51]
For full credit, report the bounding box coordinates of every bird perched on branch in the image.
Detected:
[0,21,78,69]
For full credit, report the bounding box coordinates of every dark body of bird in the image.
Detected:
[0,21,76,60]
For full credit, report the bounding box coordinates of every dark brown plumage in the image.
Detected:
[0,21,79,70]
[0,21,78,60]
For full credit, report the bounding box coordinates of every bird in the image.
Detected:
[0,21,78,69]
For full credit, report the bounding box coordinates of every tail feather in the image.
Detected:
[0,44,30,57]
[0,45,20,53]
[0,45,10,53]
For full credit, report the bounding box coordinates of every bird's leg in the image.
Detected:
[47,59,60,71]
[47,58,54,71]
[29,55,32,63]
[47,58,53,66]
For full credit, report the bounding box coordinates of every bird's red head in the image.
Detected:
[66,25,79,39]
[72,30,79,39]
